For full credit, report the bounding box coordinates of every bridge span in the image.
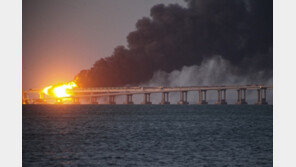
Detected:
[23,85,272,105]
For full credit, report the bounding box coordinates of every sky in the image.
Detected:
[22,0,187,90]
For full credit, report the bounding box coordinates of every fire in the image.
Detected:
[42,81,77,98]
[43,85,52,95]
[53,82,77,98]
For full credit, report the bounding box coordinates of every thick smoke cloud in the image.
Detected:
[75,0,273,87]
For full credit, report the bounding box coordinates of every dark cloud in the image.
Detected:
[75,0,273,87]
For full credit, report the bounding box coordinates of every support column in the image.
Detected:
[37,92,46,103]
[197,90,208,105]
[241,88,247,104]
[39,92,44,99]
[216,89,227,105]
[223,89,227,104]
[160,92,170,105]
[124,94,134,104]
[178,91,189,105]
[236,88,247,104]
[255,88,268,105]
[256,89,261,104]
[198,90,202,104]
[72,97,80,104]
[142,93,152,104]
[236,89,241,104]
[90,97,98,104]
[166,92,169,104]
[22,92,29,104]
[108,95,116,104]
[216,89,221,104]
[262,88,267,104]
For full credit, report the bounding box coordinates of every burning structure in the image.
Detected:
[23,81,77,104]
[23,0,273,104]
[23,84,272,105]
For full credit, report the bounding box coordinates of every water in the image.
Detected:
[23,105,273,166]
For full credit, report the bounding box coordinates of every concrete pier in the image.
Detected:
[90,97,98,104]
[216,89,227,105]
[178,91,189,104]
[141,93,152,104]
[39,92,45,99]
[255,88,268,105]
[236,88,248,105]
[22,92,30,104]
[197,90,208,105]
[108,95,116,104]
[124,94,134,104]
[73,97,80,104]
[160,92,170,105]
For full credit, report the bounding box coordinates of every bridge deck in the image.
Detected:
[71,85,272,96]
[25,85,272,95]
[23,85,272,104]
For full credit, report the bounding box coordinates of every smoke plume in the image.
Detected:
[75,0,273,87]
[140,56,273,104]
[143,56,273,87]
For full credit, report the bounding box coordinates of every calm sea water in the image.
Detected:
[23,105,272,167]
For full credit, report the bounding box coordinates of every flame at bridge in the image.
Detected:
[42,81,78,99]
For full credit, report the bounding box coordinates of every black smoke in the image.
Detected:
[75,0,273,87]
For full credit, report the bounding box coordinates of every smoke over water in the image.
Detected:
[143,56,273,87]
[140,56,273,104]
[75,0,273,88]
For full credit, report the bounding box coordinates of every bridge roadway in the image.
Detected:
[72,85,272,93]
[23,85,272,105]
[71,85,272,105]
[71,85,272,96]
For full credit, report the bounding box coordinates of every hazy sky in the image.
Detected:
[23,0,186,90]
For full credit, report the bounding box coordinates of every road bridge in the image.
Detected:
[23,85,272,105]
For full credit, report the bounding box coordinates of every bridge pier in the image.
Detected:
[216,89,227,105]
[142,93,152,104]
[255,88,268,105]
[178,91,189,104]
[236,88,248,104]
[197,90,208,105]
[90,97,98,104]
[124,94,134,104]
[108,95,116,104]
[160,92,170,105]
[36,92,46,103]
[72,97,80,104]
[22,92,30,104]
[39,92,45,99]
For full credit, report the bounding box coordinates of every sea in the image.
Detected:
[23,105,273,167]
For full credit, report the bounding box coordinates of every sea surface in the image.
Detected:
[23,105,273,167]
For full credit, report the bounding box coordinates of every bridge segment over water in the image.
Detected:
[23,85,272,105]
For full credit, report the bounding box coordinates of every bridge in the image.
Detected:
[23,85,272,105]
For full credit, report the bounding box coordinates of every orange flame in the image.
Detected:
[42,81,77,98]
